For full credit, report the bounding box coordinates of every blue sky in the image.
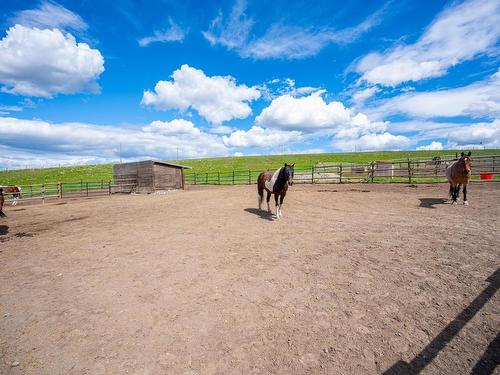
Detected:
[0,0,499,168]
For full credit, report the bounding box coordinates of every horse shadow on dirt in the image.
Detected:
[0,225,8,236]
[244,208,275,221]
[383,268,500,375]
[419,198,448,208]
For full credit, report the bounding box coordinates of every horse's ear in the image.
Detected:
[467,151,471,156]
[291,163,295,167]
[284,163,287,167]
[461,152,465,157]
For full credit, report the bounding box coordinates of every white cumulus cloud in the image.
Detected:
[142,64,260,124]
[332,132,412,151]
[143,119,199,135]
[444,120,500,148]
[417,141,444,151]
[222,126,302,147]
[255,91,351,132]
[356,0,500,86]
[255,91,387,138]
[0,25,105,98]
[254,91,409,151]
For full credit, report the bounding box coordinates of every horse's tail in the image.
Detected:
[257,172,264,194]
[449,183,454,198]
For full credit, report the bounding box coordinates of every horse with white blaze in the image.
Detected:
[257,163,294,219]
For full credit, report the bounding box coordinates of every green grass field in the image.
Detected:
[1,149,498,185]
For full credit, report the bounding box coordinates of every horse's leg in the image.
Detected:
[453,185,460,205]
[463,184,468,205]
[279,194,285,218]
[451,184,457,205]
[266,191,271,212]
[274,194,280,218]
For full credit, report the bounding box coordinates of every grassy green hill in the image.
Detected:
[1,149,498,185]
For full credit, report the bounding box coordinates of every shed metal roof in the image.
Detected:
[153,160,192,169]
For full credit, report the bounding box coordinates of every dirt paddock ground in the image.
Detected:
[0,183,499,374]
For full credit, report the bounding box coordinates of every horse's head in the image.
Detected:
[460,151,472,177]
[284,163,295,186]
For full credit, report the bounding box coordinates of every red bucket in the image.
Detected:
[480,173,494,180]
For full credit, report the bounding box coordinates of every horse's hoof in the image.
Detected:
[463,201,469,206]
[452,201,457,206]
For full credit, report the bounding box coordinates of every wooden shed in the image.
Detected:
[113,160,191,193]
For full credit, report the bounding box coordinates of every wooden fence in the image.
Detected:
[3,179,136,205]
[184,155,498,185]
[2,155,497,204]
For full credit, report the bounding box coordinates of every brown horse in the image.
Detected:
[257,163,294,219]
[445,152,472,205]
[0,186,22,206]
[0,187,5,217]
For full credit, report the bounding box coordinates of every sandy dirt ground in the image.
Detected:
[0,183,499,375]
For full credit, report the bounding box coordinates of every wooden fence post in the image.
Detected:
[339,164,343,184]
[193,172,197,185]
[58,182,62,199]
[108,181,112,195]
[232,170,235,185]
[407,158,412,184]
[101,179,104,189]
[248,170,251,185]
[86,182,89,197]
[206,173,208,184]
[311,166,314,184]
[218,171,220,185]
[80,179,83,192]
[42,183,45,204]
[370,162,375,183]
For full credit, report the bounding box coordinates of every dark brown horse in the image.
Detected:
[257,163,294,219]
[445,152,472,205]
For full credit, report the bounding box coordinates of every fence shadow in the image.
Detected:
[383,268,500,375]
[470,331,500,375]
[0,225,8,236]
[419,198,448,208]
[244,208,274,221]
